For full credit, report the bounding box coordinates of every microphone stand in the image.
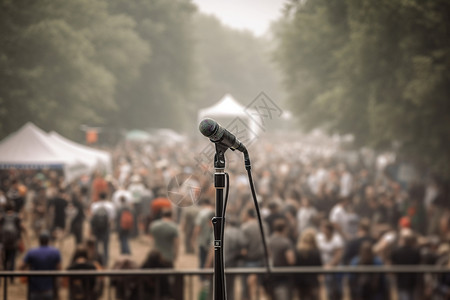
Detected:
[212,143,228,300]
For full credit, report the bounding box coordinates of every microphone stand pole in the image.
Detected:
[212,143,228,300]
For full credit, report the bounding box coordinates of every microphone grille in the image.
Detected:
[199,118,218,138]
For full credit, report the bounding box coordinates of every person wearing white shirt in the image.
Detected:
[297,197,318,234]
[329,198,350,240]
[316,221,344,300]
[112,187,133,208]
[339,168,353,198]
[90,192,116,264]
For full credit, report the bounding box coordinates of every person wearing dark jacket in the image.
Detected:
[67,247,97,300]
[391,229,421,300]
[295,228,322,300]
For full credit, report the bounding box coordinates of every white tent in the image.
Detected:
[0,123,89,182]
[198,94,261,141]
[49,131,112,173]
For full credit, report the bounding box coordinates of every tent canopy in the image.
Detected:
[49,131,112,173]
[0,123,108,182]
[198,94,260,140]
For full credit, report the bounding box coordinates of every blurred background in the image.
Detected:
[1,1,450,299]
[0,0,448,179]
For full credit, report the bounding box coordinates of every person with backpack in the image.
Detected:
[90,192,115,266]
[0,201,26,281]
[116,196,133,254]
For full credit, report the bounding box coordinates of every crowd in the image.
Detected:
[0,134,449,300]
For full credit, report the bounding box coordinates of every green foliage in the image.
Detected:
[0,0,149,138]
[274,0,450,177]
[0,0,282,140]
[194,14,283,109]
[108,0,197,130]
[0,0,195,137]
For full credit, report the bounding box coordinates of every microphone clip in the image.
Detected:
[214,143,229,169]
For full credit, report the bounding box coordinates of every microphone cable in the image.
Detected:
[243,151,271,275]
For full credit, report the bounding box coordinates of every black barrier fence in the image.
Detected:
[1,266,450,300]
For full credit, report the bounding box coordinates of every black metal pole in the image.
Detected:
[212,143,227,300]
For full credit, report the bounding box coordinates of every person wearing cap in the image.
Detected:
[390,229,421,300]
[20,231,62,300]
[149,208,179,267]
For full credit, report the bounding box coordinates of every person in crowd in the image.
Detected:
[67,246,97,300]
[376,192,401,228]
[141,250,173,299]
[20,231,61,300]
[180,203,201,254]
[316,220,344,300]
[297,196,318,234]
[149,194,173,223]
[357,185,377,219]
[391,229,422,300]
[67,188,85,245]
[127,174,146,238]
[111,255,139,300]
[405,184,427,235]
[140,186,154,234]
[265,201,286,235]
[343,218,374,264]
[149,208,179,266]
[90,192,115,265]
[373,216,413,262]
[86,237,104,268]
[349,241,388,300]
[329,196,350,240]
[48,187,69,249]
[1,201,27,281]
[112,186,132,209]
[295,228,322,300]
[116,195,133,254]
[192,198,214,271]
[267,219,296,300]
[241,208,267,300]
[223,215,245,300]
[0,190,7,212]
[91,172,108,203]
[7,178,27,214]
[339,164,353,199]
[85,237,104,299]
[434,243,450,299]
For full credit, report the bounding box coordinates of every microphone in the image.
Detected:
[199,118,247,152]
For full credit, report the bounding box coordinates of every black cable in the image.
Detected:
[221,172,230,241]
[243,151,271,275]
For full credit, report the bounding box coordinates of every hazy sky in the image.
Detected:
[192,0,286,36]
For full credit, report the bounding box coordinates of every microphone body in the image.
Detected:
[199,118,247,152]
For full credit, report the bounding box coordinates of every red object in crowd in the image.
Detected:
[398,216,411,228]
[86,130,98,144]
[151,197,172,219]
[91,176,108,202]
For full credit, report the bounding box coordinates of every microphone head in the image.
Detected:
[199,118,218,138]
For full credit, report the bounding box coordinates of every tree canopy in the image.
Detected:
[0,0,282,140]
[274,0,450,177]
[0,0,195,137]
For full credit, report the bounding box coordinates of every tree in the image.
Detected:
[274,0,450,177]
[0,0,149,139]
[194,14,283,110]
[108,0,197,130]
